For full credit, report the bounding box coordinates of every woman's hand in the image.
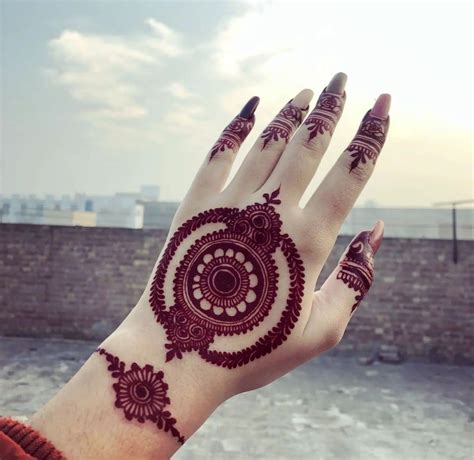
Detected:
[30,73,390,460]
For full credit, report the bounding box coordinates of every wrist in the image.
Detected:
[100,321,234,434]
[30,304,232,460]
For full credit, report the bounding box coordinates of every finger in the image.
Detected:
[301,221,384,353]
[225,90,313,197]
[261,73,347,204]
[305,94,391,231]
[186,96,260,200]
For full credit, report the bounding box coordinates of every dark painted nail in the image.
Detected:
[239,96,260,119]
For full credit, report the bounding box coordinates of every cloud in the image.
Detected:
[165,82,196,100]
[145,19,184,57]
[41,3,472,206]
[210,4,334,82]
[47,19,184,121]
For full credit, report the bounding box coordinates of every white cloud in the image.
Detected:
[41,3,472,205]
[160,104,207,134]
[204,1,473,206]
[47,19,185,121]
[145,19,184,57]
[165,82,195,100]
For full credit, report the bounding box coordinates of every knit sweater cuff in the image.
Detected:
[0,417,65,460]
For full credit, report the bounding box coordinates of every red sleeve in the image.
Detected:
[0,417,66,460]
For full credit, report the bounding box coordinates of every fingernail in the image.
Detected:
[326,72,347,95]
[239,96,260,119]
[370,220,384,254]
[370,94,391,119]
[292,88,314,109]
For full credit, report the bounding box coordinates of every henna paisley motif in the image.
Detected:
[149,187,305,368]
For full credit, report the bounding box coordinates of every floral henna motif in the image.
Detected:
[336,231,374,312]
[96,348,185,444]
[149,187,305,368]
[304,89,345,141]
[347,111,389,172]
[208,96,259,162]
[260,102,307,149]
[209,116,255,161]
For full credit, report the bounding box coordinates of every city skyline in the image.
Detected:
[2,186,472,239]
[1,1,472,207]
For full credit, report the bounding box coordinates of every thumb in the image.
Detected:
[301,221,384,353]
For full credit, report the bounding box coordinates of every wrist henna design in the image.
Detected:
[150,187,305,368]
[209,115,255,162]
[260,102,307,149]
[304,89,345,141]
[337,231,374,312]
[347,111,389,172]
[96,348,185,444]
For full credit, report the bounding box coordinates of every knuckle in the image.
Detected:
[258,136,286,153]
[298,133,328,157]
[211,149,235,164]
[344,157,373,183]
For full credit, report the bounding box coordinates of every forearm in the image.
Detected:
[29,301,230,460]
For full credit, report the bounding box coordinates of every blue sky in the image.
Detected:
[1,0,472,206]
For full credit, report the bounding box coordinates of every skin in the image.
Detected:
[29,73,391,460]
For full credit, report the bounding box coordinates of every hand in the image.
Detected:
[30,73,390,460]
[141,71,388,385]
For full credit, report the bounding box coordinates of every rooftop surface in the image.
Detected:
[0,337,472,460]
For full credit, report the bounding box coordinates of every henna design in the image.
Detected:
[337,231,374,312]
[96,348,185,444]
[347,111,389,172]
[208,96,259,162]
[209,117,255,161]
[260,102,306,149]
[304,89,345,141]
[149,187,305,368]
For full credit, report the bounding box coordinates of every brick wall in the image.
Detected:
[0,224,472,364]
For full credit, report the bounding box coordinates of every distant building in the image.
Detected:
[1,190,472,239]
[0,186,157,229]
[94,196,144,229]
[0,196,97,226]
[143,201,179,229]
[72,211,97,227]
[340,207,473,240]
[140,185,160,201]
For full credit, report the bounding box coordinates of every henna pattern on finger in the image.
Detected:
[96,348,185,444]
[260,102,306,150]
[149,187,305,369]
[337,231,374,312]
[347,111,389,172]
[304,89,346,141]
[209,116,255,162]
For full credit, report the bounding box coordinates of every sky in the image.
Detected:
[1,0,472,207]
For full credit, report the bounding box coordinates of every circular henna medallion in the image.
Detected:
[149,187,305,368]
[113,363,168,423]
[174,231,277,335]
